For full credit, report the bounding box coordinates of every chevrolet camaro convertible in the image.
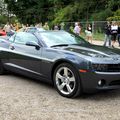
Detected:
[0,31,120,98]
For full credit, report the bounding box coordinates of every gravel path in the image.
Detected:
[92,40,120,48]
[0,74,120,120]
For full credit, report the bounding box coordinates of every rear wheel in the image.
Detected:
[53,63,82,98]
[0,61,5,75]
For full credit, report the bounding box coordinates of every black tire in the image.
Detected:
[0,61,5,75]
[53,63,82,98]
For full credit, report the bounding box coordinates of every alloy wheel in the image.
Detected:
[55,67,76,95]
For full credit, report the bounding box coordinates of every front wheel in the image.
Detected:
[53,63,82,98]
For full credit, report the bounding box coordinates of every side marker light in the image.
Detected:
[79,69,88,73]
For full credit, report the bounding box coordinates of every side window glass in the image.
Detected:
[9,35,15,42]
[14,33,38,45]
[14,34,24,44]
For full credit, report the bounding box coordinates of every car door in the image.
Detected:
[8,32,43,76]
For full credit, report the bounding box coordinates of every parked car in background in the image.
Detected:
[0,31,120,98]
[25,27,45,33]
[0,29,6,36]
[17,27,45,33]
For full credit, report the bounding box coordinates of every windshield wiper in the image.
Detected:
[51,44,69,47]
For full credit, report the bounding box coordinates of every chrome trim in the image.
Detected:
[5,63,42,75]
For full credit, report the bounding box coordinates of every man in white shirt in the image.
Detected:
[3,22,12,36]
[74,22,81,36]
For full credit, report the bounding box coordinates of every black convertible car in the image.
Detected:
[0,31,120,98]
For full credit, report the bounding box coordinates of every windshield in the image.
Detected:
[40,31,89,47]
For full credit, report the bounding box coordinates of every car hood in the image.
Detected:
[63,44,120,59]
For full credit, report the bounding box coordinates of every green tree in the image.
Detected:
[4,0,120,24]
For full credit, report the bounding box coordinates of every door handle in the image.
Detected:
[9,46,15,50]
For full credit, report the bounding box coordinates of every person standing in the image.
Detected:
[3,22,12,36]
[111,21,118,47]
[85,24,93,43]
[54,25,59,30]
[117,23,120,46]
[22,24,27,31]
[60,22,65,30]
[43,22,49,30]
[74,22,81,36]
[103,22,111,47]
[35,22,42,28]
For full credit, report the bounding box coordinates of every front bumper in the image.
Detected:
[80,71,120,93]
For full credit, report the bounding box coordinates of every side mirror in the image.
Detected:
[26,41,40,50]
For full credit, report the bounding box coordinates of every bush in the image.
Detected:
[91,9,113,21]
[114,9,120,16]
[107,16,120,21]
[0,15,8,24]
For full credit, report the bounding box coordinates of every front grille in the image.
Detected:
[109,80,120,86]
[92,64,120,72]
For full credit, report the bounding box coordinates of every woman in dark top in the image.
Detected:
[103,21,111,47]
[118,23,120,46]
[85,24,92,43]
[111,22,118,47]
